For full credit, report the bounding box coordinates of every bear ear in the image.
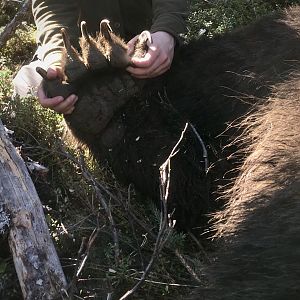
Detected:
[61,28,87,82]
[80,21,108,72]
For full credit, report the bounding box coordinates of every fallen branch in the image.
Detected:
[0,0,32,49]
[0,119,67,299]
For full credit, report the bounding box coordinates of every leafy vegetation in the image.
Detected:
[187,0,300,39]
[0,0,299,299]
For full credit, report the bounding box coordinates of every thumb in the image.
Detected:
[47,66,63,80]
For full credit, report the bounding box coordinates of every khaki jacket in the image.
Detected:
[32,0,188,67]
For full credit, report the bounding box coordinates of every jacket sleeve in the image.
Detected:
[32,0,79,68]
[151,0,188,42]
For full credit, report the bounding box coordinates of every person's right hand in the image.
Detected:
[37,66,78,115]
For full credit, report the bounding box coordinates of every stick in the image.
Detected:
[118,123,189,300]
[0,0,32,49]
[0,119,67,299]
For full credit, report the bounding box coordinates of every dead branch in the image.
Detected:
[78,152,120,262]
[0,0,32,49]
[174,249,202,283]
[68,227,100,299]
[58,146,120,264]
[126,185,145,269]
[0,119,67,299]
[118,124,189,300]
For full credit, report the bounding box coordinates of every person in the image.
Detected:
[13,0,187,114]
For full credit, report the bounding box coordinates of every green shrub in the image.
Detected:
[0,24,36,70]
[0,0,20,26]
[187,0,300,39]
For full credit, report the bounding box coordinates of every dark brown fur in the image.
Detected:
[37,5,300,296]
[187,77,300,300]
[183,7,300,299]
[99,6,300,230]
[39,6,300,236]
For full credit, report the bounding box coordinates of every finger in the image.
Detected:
[37,84,47,99]
[63,106,75,115]
[47,66,63,80]
[39,96,65,109]
[149,62,171,78]
[148,53,173,78]
[37,86,65,108]
[47,68,59,80]
[127,53,161,75]
[128,52,169,78]
[52,94,78,114]
[129,60,170,79]
[37,83,77,112]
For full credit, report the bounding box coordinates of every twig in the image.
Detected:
[174,249,201,283]
[189,123,209,173]
[94,186,120,260]
[68,227,100,299]
[107,293,113,300]
[126,185,145,269]
[133,278,200,288]
[67,238,87,299]
[21,136,203,296]
[57,145,121,264]
[119,123,188,300]
[77,228,99,276]
[188,231,212,264]
[0,0,32,49]
[79,151,121,263]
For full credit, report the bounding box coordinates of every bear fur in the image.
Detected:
[39,6,300,237]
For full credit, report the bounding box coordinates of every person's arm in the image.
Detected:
[151,0,187,43]
[127,0,187,79]
[33,0,80,114]
[33,0,79,68]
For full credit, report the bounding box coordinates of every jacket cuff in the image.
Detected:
[150,13,186,45]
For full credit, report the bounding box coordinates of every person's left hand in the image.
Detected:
[126,31,175,79]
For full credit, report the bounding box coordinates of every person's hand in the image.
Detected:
[126,31,175,79]
[37,66,78,115]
